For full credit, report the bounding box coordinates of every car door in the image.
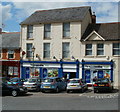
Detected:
[2,83,10,94]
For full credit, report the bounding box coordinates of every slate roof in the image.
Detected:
[20,6,91,25]
[81,22,120,41]
[0,32,20,49]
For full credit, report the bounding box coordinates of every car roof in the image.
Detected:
[69,78,81,80]
[44,77,58,79]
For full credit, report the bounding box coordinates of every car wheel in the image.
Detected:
[56,87,59,93]
[67,90,69,93]
[36,87,40,92]
[12,90,18,97]
[81,88,84,93]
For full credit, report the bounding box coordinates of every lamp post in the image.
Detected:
[32,46,35,77]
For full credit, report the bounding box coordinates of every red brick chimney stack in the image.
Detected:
[92,12,96,24]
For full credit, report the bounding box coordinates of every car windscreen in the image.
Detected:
[69,80,80,83]
[43,79,54,82]
[97,79,109,83]
[10,78,19,82]
[28,78,37,82]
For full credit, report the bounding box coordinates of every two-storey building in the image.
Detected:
[0,32,21,78]
[20,6,119,87]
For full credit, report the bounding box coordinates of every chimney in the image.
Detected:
[92,12,96,24]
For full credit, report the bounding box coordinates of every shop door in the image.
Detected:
[85,70,91,83]
[98,71,104,79]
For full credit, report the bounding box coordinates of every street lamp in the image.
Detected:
[32,46,35,77]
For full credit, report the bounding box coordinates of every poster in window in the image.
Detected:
[14,67,18,76]
[48,69,58,77]
[8,66,13,75]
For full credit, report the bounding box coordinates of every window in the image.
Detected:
[113,43,120,55]
[85,44,92,56]
[27,25,33,39]
[26,43,33,58]
[8,50,14,59]
[43,43,50,58]
[63,22,70,38]
[62,43,70,58]
[44,24,51,39]
[97,44,104,55]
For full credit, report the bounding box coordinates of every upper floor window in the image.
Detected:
[97,44,104,55]
[63,22,70,38]
[43,43,50,58]
[113,43,120,55]
[26,43,33,58]
[44,24,51,39]
[8,50,14,59]
[85,44,92,56]
[62,42,70,58]
[27,25,33,39]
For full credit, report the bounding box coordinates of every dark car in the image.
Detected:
[7,77,25,86]
[41,77,66,93]
[1,82,28,97]
[93,78,114,93]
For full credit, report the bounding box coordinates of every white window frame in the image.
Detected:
[63,22,70,38]
[26,43,33,58]
[113,43,120,56]
[43,43,50,59]
[27,25,33,39]
[62,42,70,59]
[44,24,51,39]
[0,49,2,58]
[85,44,92,56]
[8,50,14,59]
[97,44,104,56]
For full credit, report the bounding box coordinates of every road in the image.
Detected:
[2,88,119,110]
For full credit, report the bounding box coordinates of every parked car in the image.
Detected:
[93,78,114,93]
[1,82,28,97]
[41,77,66,93]
[7,77,25,86]
[66,78,88,93]
[23,77,41,91]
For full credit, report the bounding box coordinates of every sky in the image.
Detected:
[0,0,119,32]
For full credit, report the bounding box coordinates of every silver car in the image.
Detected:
[23,77,41,91]
[66,78,88,93]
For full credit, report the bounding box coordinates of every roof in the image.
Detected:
[20,6,91,25]
[0,32,20,49]
[81,22,120,41]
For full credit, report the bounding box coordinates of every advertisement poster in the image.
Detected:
[48,69,58,77]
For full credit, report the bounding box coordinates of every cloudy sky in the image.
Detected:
[0,0,119,32]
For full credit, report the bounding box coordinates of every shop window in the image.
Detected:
[27,25,33,39]
[97,44,104,55]
[85,44,92,56]
[26,43,33,58]
[8,66,18,76]
[113,43,120,55]
[8,50,14,59]
[63,22,70,38]
[62,42,70,58]
[44,24,51,39]
[43,43,50,58]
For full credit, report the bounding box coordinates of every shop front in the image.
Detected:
[82,61,113,85]
[0,61,20,78]
[20,60,80,80]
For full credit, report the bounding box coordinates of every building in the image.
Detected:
[20,6,119,87]
[0,32,21,78]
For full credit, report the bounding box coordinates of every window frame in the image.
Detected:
[63,22,70,38]
[8,50,14,59]
[27,25,33,39]
[0,49,2,58]
[43,43,50,59]
[62,42,70,59]
[44,24,51,39]
[26,43,33,58]
[85,44,92,56]
[97,43,104,56]
[113,43,120,56]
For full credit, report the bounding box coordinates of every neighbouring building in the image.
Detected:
[0,32,21,78]
[20,6,119,87]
